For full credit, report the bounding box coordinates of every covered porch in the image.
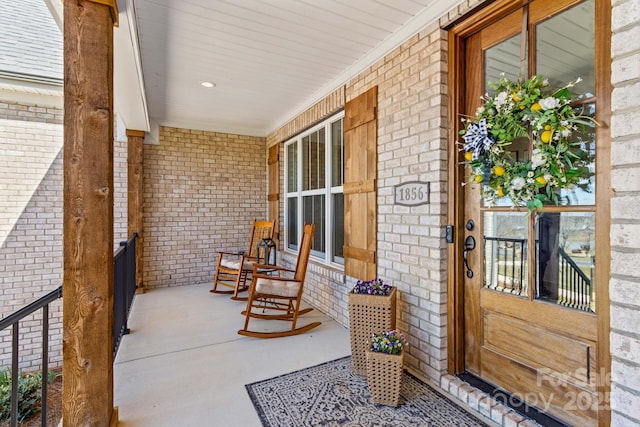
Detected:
[113,282,539,427]
[113,283,350,426]
[50,0,638,426]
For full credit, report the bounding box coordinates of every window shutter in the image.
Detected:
[343,86,377,280]
[268,144,280,242]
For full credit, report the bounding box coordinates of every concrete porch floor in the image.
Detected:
[113,282,351,427]
[112,283,545,427]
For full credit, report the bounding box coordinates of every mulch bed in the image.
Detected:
[0,375,62,427]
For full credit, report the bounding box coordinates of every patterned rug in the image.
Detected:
[246,356,489,427]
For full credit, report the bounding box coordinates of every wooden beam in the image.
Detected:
[63,1,116,426]
[87,0,119,26]
[126,129,145,294]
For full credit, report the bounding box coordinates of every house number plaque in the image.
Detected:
[393,181,429,206]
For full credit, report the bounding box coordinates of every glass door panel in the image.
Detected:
[483,212,528,296]
[559,103,597,205]
[536,0,595,99]
[536,211,595,312]
[536,0,596,207]
[485,33,522,89]
[483,33,525,208]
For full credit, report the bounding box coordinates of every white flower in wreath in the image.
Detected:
[531,149,547,169]
[538,96,560,110]
[566,77,583,87]
[495,91,509,109]
[511,177,526,190]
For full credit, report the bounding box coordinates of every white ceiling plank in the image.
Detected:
[299,0,410,29]
[159,2,373,59]
[132,0,462,136]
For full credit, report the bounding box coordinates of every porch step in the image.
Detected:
[440,374,551,427]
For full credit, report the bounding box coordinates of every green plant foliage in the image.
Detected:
[460,74,596,211]
[369,330,408,355]
[0,369,48,423]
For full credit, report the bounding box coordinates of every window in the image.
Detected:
[285,112,344,266]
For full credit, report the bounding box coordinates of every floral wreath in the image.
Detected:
[460,74,596,211]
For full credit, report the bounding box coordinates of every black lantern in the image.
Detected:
[257,237,277,266]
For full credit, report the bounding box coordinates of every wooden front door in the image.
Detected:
[455,0,609,425]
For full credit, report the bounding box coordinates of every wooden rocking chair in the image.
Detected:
[238,223,321,338]
[210,219,275,300]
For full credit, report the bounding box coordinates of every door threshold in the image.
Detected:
[457,373,569,427]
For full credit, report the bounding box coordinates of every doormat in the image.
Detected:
[245,356,489,426]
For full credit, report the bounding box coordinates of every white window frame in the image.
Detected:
[284,111,344,268]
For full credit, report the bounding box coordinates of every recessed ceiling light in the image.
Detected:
[201,81,216,88]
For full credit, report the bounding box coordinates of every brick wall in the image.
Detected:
[0,103,64,370]
[0,101,63,124]
[345,25,451,381]
[0,100,128,371]
[268,87,345,145]
[610,0,640,425]
[114,138,129,246]
[269,23,452,384]
[143,126,267,289]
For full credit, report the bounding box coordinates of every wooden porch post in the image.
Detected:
[63,0,118,426]
[126,129,145,293]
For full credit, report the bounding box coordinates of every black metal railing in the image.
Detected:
[484,236,593,312]
[484,237,528,296]
[0,286,62,427]
[557,247,592,312]
[113,233,138,357]
[0,233,138,425]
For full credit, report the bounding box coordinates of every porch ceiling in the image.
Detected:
[125,0,461,137]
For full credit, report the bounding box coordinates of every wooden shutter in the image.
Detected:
[343,86,377,280]
[268,144,280,242]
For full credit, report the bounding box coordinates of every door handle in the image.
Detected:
[463,235,476,278]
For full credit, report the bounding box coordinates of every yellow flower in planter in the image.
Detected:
[369,330,408,355]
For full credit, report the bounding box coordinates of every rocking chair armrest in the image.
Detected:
[217,250,247,258]
[251,263,295,275]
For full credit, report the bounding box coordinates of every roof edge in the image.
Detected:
[0,71,63,87]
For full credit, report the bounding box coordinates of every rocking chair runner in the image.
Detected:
[238,223,321,338]
[210,219,275,300]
